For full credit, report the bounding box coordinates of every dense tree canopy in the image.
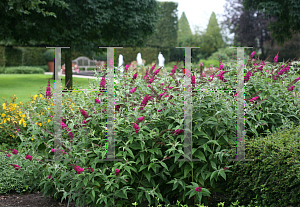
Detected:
[144,1,178,49]
[0,0,162,90]
[242,0,300,46]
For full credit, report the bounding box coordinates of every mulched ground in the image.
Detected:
[0,189,233,207]
[0,190,89,207]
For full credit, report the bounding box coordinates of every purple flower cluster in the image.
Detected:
[171,129,184,135]
[244,71,252,82]
[46,79,51,99]
[140,94,154,110]
[250,96,259,103]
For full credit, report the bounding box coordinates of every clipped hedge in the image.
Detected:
[2,66,45,74]
[220,123,300,207]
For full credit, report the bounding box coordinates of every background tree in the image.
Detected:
[1,0,68,18]
[242,0,300,46]
[177,12,193,47]
[197,12,224,60]
[0,0,161,90]
[143,1,178,63]
[219,0,280,60]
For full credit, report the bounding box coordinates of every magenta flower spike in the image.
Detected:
[274,52,279,63]
[153,68,161,75]
[133,72,137,80]
[196,187,202,192]
[9,164,21,170]
[61,121,68,130]
[171,65,177,74]
[7,154,11,158]
[100,76,105,89]
[125,64,130,72]
[288,86,295,91]
[130,87,137,94]
[51,149,55,153]
[95,98,101,104]
[68,131,73,139]
[12,149,18,155]
[25,154,33,161]
[115,168,120,176]
[48,174,52,179]
[191,75,196,84]
[138,116,145,122]
[46,79,52,99]
[159,92,166,98]
[251,51,255,57]
[148,77,155,84]
[151,64,156,71]
[80,109,89,119]
[250,96,260,103]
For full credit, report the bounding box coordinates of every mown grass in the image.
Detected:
[0,74,96,106]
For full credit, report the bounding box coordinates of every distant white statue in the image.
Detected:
[118,54,124,73]
[118,54,123,67]
[158,52,165,68]
[137,53,143,66]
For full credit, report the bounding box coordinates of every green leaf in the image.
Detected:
[83,177,88,187]
[91,189,95,202]
[219,169,226,180]
[207,140,220,147]
[174,153,181,163]
[139,165,147,172]
[145,191,151,204]
[125,148,135,159]
[143,171,151,183]
[124,166,132,175]
[172,182,178,191]
[115,189,128,199]
[148,163,154,171]
[61,191,68,202]
[160,161,168,171]
[210,161,217,170]
[138,191,143,202]
[184,165,192,178]
[210,170,218,182]
[188,189,197,199]
[140,153,145,165]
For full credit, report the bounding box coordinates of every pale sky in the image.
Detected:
[155,0,235,45]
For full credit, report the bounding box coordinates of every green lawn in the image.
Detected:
[0,74,96,106]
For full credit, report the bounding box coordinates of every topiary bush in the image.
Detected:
[43,49,55,62]
[219,123,300,207]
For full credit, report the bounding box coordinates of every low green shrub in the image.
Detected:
[197,59,220,68]
[0,151,42,195]
[2,66,45,74]
[220,123,300,207]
